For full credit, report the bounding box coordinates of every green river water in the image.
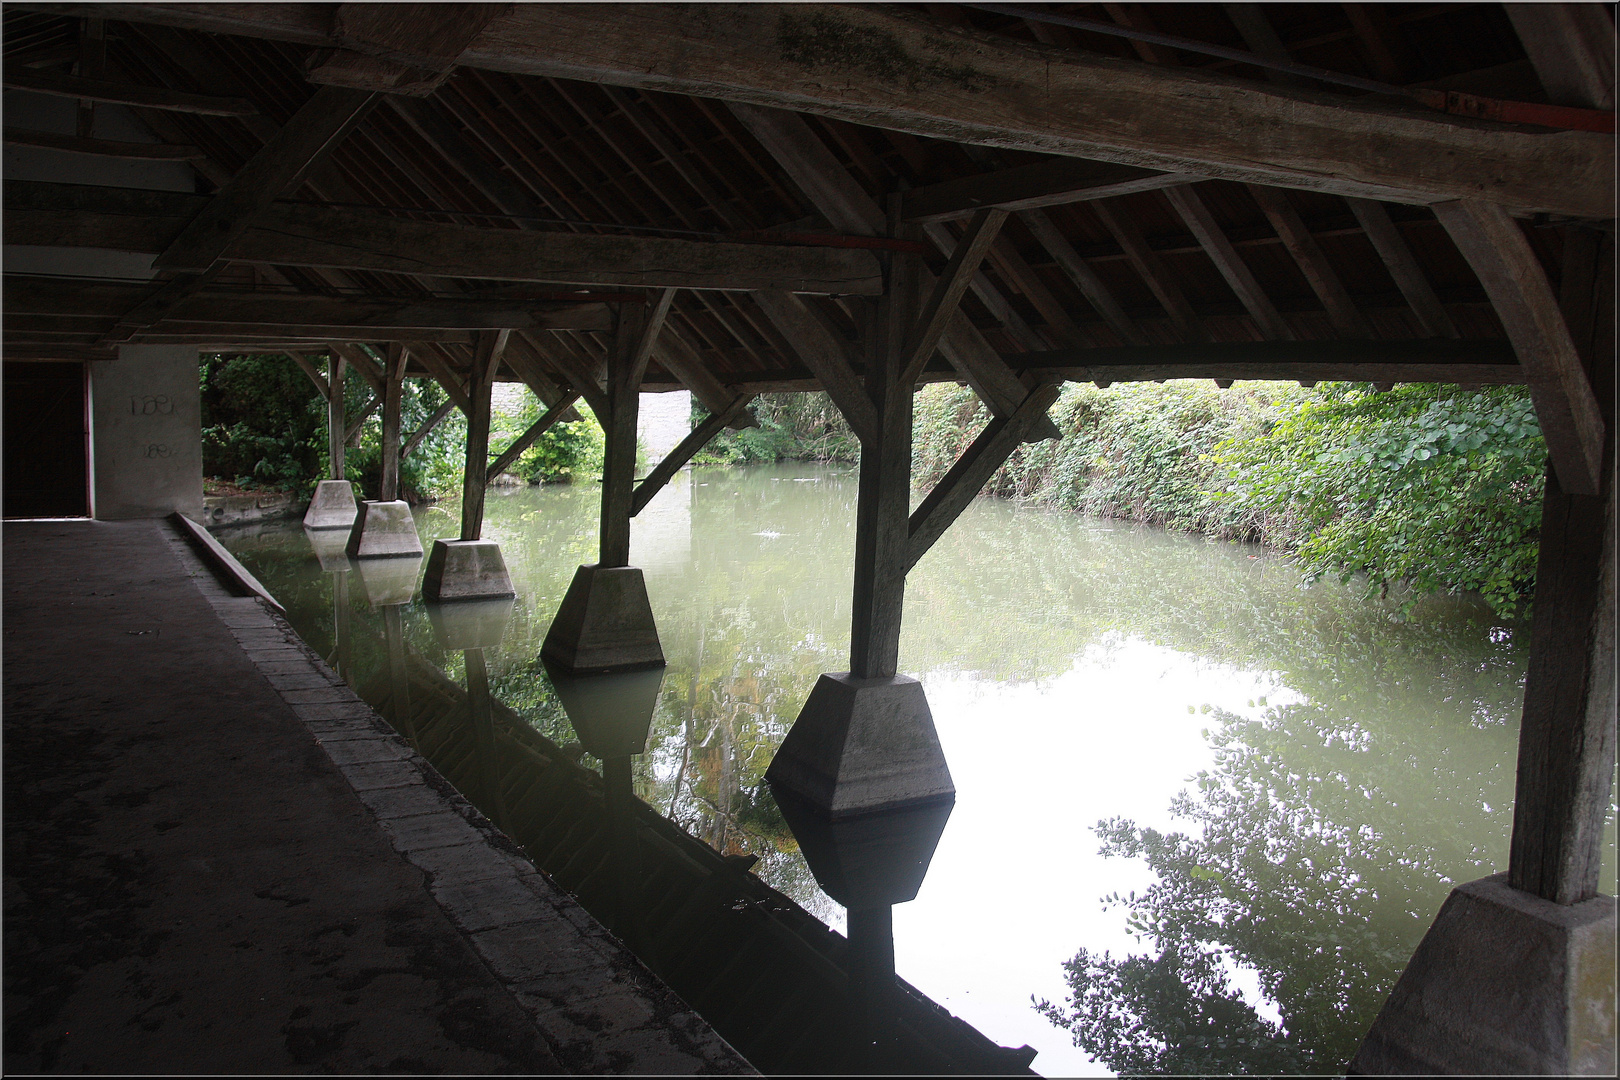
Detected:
[217,462,1615,1076]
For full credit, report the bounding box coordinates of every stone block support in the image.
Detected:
[303,479,358,530]
[541,564,664,674]
[1350,874,1615,1075]
[347,499,423,559]
[422,539,514,602]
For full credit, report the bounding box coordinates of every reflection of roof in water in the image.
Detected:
[355,640,1037,1075]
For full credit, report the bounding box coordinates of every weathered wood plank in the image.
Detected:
[1091,198,1209,343]
[906,382,1063,572]
[1434,199,1605,495]
[327,341,387,398]
[488,391,584,480]
[285,350,331,401]
[751,289,876,442]
[630,394,755,516]
[380,342,404,501]
[1248,185,1374,337]
[1,64,257,115]
[310,3,508,95]
[38,1,1617,216]
[1345,198,1459,339]
[1018,336,1520,373]
[410,341,473,415]
[3,126,204,159]
[651,329,759,430]
[1505,2,1615,110]
[401,398,457,460]
[1020,208,1148,346]
[1164,185,1294,340]
[901,207,1006,388]
[4,180,884,294]
[154,85,378,273]
[460,329,508,541]
[903,157,1197,223]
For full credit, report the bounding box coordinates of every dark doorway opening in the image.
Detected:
[4,362,89,518]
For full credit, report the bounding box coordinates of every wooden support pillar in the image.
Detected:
[380,342,404,502]
[850,236,925,680]
[460,329,506,542]
[327,352,346,480]
[1509,227,1616,906]
[599,290,675,568]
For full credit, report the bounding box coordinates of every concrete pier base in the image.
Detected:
[346,499,423,558]
[302,479,358,530]
[426,597,516,651]
[354,553,422,608]
[421,539,515,602]
[765,674,955,818]
[541,564,663,674]
[1350,873,1616,1075]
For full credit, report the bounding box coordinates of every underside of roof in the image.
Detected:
[2,3,1613,403]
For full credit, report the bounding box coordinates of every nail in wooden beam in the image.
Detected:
[1434,199,1605,495]
[380,341,404,501]
[460,328,508,541]
[631,393,755,517]
[1346,198,1459,339]
[1164,185,1294,341]
[905,382,1063,572]
[901,207,1007,389]
[600,292,675,566]
[488,391,584,480]
[1247,185,1374,338]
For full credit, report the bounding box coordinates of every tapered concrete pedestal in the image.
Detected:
[355,554,422,608]
[346,500,423,558]
[1350,873,1616,1075]
[302,479,358,530]
[426,597,516,651]
[765,674,954,818]
[541,564,663,674]
[421,539,515,602]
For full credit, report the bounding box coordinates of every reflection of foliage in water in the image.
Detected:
[1037,673,1528,1074]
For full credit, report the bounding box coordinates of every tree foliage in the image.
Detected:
[694,393,858,465]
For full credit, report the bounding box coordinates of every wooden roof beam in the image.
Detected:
[1091,198,1209,343]
[1247,185,1374,338]
[1,64,256,114]
[1019,209,1148,346]
[5,180,884,295]
[1345,198,1459,338]
[901,157,1198,224]
[1164,185,1294,341]
[49,1,1607,216]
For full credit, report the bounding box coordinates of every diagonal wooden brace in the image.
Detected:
[631,393,755,516]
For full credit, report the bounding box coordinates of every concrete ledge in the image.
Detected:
[303,479,358,530]
[203,490,301,527]
[541,564,664,674]
[765,673,954,818]
[1351,873,1616,1075]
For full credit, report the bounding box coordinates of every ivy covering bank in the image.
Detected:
[708,380,1547,619]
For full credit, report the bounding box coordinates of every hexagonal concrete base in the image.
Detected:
[1351,873,1616,1075]
[346,500,423,558]
[541,564,663,674]
[421,539,515,602]
[765,673,955,819]
[302,480,358,530]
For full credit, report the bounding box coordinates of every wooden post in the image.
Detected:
[460,330,506,541]
[599,290,676,568]
[1508,228,1616,905]
[380,342,404,501]
[327,352,345,480]
[849,224,925,680]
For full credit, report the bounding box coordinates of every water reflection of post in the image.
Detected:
[306,527,354,680]
[770,784,955,1074]
[355,555,423,746]
[428,599,516,831]
[544,659,665,947]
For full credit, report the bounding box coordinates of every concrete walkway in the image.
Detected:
[2,519,750,1075]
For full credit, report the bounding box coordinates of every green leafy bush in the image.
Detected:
[495,391,605,484]
[200,353,324,490]
[694,393,858,464]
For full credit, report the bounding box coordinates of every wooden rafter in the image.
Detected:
[1345,198,1459,339]
[1,64,256,114]
[1247,185,1374,338]
[901,157,1197,224]
[1164,185,1294,340]
[1091,198,1209,343]
[1019,209,1148,346]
